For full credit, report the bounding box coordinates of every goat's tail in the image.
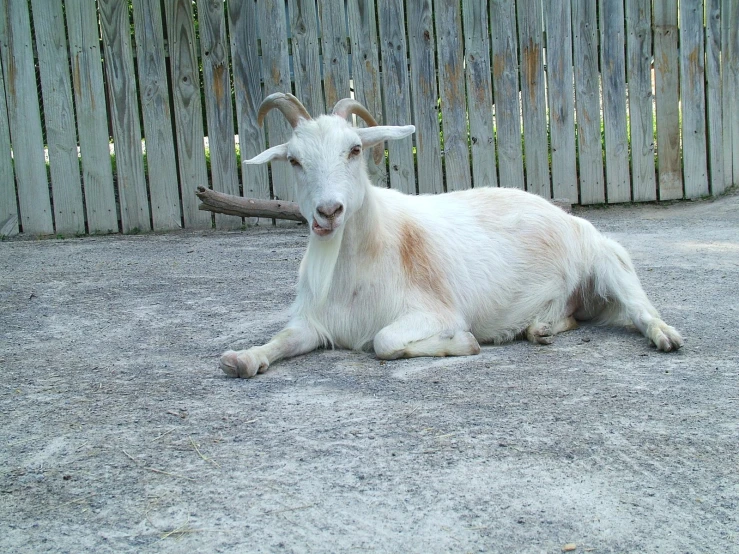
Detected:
[586,236,683,351]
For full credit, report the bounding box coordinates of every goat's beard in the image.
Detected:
[300,226,345,305]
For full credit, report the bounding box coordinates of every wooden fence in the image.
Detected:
[0,0,737,236]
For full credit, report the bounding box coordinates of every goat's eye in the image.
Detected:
[349,145,362,158]
[288,157,301,168]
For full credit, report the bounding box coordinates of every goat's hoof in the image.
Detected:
[220,349,269,378]
[526,323,554,345]
[648,321,684,352]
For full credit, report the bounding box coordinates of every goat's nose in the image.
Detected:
[316,202,344,219]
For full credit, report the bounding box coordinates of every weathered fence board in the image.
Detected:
[257,0,293,201]
[517,0,550,198]
[544,0,577,203]
[463,0,497,190]
[163,0,210,228]
[705,0,724,196]
[65,0,118,234]
[377,0,415,194]
[723,0,739,191]
[489,0,525,191]
[406,0,443,195]
[571,0,605,204]
[228,0,269,202]
[1,0,54,235]
[599,0,631,203]
[32,0,85,235]
[625,0,657,201]
[433,0,470,191]
[319,0,351,109]
[197,0,240,228]
[653,0,683,200]
[679,0,709,199]
[287,0,325,117]
[99,0,151,233]
[347,0,387,186]
[0,55,16,235]
[133,0,181,230]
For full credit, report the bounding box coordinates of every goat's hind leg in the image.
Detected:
[373,313,480,360]
[526,316,579,345]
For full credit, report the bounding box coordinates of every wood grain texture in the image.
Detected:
[721,0,738,191]
[571,0,604,204]
[406,0,442,194]
[543,0,577,203]
[319,0,351,109]
[489,0,524,190]
[599,0,631,203]
[679,0,709,198]
[433,0,471,191]
[463,0,497,190]
[0,49,17,235]
[65,0,118,233]
[288,0,325,116]
[653,0,683,200]
[377,0,415,194]
[99,0,151,232]
[163,0,211,228]
[346,0,386,186]
[517,0,550,198]
[228,0,269,205]
[625,0,657,201]
[32,0,85,234]
[133,0,181,230]
[197,0,240,227]
[704,0,724,195]
[0,0,53,234]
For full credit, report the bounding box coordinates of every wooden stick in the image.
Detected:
[195,186,306,222]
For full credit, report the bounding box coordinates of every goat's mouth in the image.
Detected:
[311,218,338,237]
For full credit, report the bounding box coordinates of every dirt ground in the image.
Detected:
[1,190,738,553]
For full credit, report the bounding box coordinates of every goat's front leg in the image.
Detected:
[220,319,320,378]
[373,313,481,360]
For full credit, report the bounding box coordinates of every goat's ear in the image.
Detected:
[243,143,288,165]
[356,125,415,148]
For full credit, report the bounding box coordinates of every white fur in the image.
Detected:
[219,113,683,378]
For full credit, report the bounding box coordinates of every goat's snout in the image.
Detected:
[316,202,344,220]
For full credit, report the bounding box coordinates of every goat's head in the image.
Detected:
[245,93,415,240]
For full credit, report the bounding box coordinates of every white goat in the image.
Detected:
[220,93,683,378]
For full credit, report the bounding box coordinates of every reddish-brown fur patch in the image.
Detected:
[399,221,451,308]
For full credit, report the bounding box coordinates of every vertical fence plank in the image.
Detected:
[0,54,17,235]
[679,0,709,198]
[288,0,325,116]
[228,0,269,202]
[65,0,118,234]
[0,0,53,234]
[99,0,151,232]
[599,0,630,203]
[571,0,604,204]
[517,0,550,197]
[258,0,293,201]
[489,0,524,190]
[463,0,497,190]
[319,0,351,108]
[434,0,471,191]
[377,0,415,194]
[347,0,387,186]
[163,0,210,228]
[31,0,85,235]
[705,0,724,195]
[132,0,181,230]
[197,0,240,227]
[722,0,738,190]
[625,0,657,201]
[544,0,577,203]
[406,0,443,194]
[653,0,683,200]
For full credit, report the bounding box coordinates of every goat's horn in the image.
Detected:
[332,98,379,127]
[333,99,384,165]
[257,92,311,128]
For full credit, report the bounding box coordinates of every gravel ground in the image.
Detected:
[1,190,737,553]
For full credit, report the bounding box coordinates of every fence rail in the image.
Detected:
[0,0,737,236]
